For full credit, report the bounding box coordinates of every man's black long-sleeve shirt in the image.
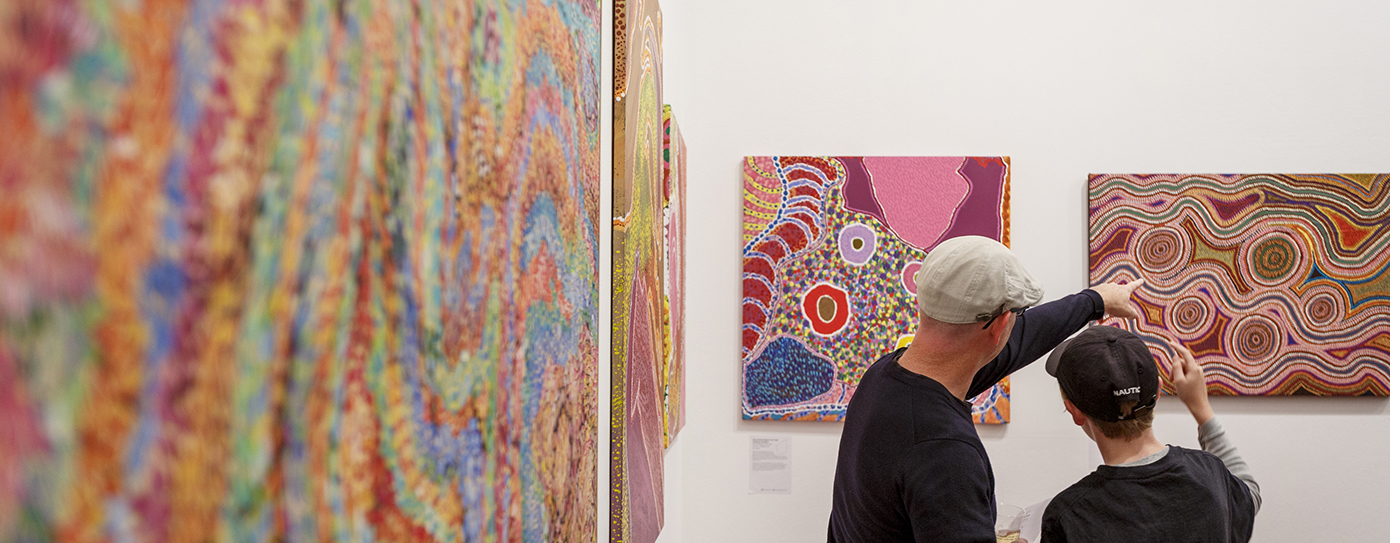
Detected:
[828,289,1105,543]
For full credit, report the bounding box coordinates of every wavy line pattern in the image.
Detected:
[1089,174,1389,396]
[741,156,1013,423]
[0,0,601,541]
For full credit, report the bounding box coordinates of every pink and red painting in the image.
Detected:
[740,156,1013,423]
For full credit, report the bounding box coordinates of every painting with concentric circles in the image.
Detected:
[740,156,1013,422]
[1089,174,1389,396]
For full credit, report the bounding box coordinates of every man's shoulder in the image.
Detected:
[848,351,899,396]
[848,351,969,425]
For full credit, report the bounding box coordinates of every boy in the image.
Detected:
[1041,326,1261,542]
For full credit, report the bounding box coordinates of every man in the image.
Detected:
[1041,326,1261,542]
[827,236,1141,543]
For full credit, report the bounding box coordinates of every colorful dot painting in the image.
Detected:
[661,104,687,450]
[0,0,602,541]
[1089,174,1390,396]
[610,0,685,542]
[740,156,1014,423]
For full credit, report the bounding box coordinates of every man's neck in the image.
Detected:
[1094,428,1167,466]
[896,337,985,400]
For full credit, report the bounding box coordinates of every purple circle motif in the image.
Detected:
[839,223,877,265]
[901,261,921,295]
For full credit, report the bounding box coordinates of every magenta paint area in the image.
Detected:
[837,156,1009,251]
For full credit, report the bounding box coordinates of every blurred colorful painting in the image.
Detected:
[1089,174,1389,396]
[0,0,601,541]
[610,0,666,541]
[661,105,687,448]
[740,156,1013,423]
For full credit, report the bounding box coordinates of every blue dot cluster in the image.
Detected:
[744,337,835,407]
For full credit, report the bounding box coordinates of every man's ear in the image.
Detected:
[987,309,1015,338]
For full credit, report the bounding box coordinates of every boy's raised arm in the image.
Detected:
[1167,341,1262,514]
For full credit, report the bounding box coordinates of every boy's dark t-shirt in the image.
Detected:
[827,290,1104,543]
[1040,445,1256,543]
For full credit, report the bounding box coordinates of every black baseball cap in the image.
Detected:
[1046,326,1159,422]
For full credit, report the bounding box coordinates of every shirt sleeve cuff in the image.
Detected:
[1081,288,1105,321]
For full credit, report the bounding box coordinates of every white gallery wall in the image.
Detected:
[644,0,1390,541]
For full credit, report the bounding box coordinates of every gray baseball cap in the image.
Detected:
[916,236,1044,324]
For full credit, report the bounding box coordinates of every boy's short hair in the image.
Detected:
[1060,390,1155,439]
[1087,400,1155,439]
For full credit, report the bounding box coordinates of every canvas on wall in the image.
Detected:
[740,156,1013,423]
[609,0,666,541]
[661,104,687,448]
[0,0,601,541]
[1088,174,1389,396]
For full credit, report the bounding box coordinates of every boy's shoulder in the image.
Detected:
[1043,467,1105,515]
[1042,445,1255,542]
[1044,446,1240,521]
[1168,444,1234,472]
